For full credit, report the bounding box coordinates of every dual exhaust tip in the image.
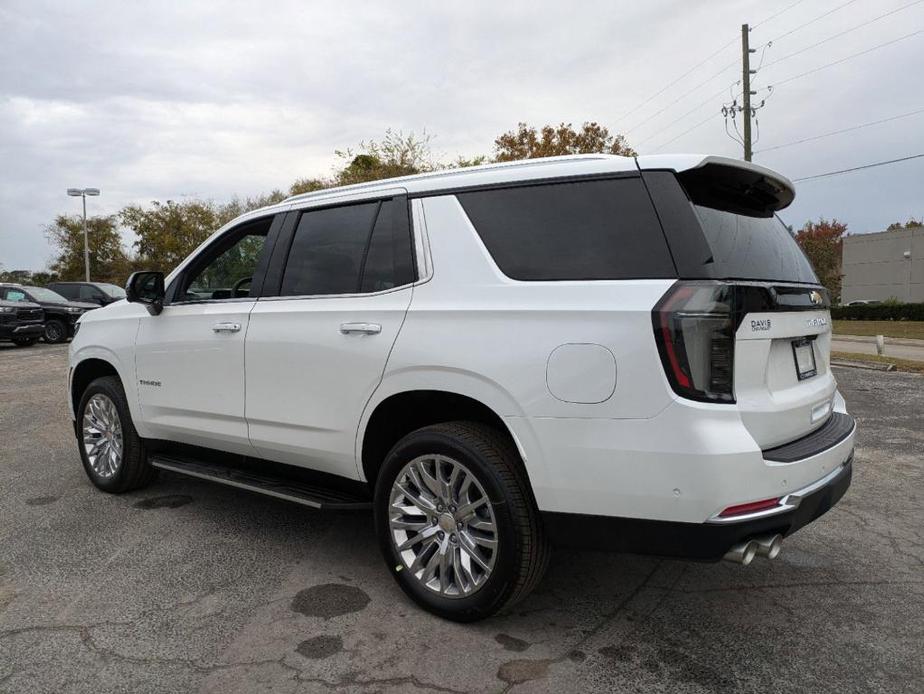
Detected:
[723,534,782,565]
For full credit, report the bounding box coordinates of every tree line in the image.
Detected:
[6,119,919,304]
[17,122,634,285]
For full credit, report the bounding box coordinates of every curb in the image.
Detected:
[831,358,896,372]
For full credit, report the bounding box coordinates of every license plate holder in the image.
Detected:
[792,338,817,380]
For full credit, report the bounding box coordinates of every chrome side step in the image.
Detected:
[148,454,371,511]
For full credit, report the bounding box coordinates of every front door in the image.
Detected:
[245,194,416,477]
[135,214,280,454]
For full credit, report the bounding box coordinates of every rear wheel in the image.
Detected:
[77,376,156,493]
[374,421,550,622]
[12,337,37,347]
[44,319,67,344]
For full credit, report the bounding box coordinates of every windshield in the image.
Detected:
[692,206,818,284]
[25,287,69,302]
[98,283,126,298]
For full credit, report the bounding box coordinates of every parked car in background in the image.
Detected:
[67,154,854,621]
[0,284,97,343]
[48,281,127,306]
[0,298,44,346]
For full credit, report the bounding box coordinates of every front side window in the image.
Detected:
[176,217,272,302]
[4,289,27,302]
[99,283,127,299]
[457,177,675,281]
[280,198,414,297]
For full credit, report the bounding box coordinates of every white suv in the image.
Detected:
[68,154,855,621]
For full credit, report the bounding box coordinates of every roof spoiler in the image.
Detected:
[636,155,795,218]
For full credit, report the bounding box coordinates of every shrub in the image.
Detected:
[832,303,924,321]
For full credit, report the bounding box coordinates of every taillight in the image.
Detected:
[652,281,735,403]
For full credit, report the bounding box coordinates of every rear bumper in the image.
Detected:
[542,452,852,561]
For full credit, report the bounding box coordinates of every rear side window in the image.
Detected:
[456,178,675,281]
[280,198,414,296]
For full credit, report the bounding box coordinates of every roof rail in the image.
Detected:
[282,154,617,204]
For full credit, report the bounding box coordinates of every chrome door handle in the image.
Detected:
[340,322,382,335]
[212,322,241,333]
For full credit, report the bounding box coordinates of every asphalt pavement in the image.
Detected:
[0,343,922,693]
[832,334,924,362]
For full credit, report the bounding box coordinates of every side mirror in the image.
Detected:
[126,271,165,316]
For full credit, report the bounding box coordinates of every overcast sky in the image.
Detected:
[2,0,923,272]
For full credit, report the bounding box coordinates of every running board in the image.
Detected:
[148,454,372,511]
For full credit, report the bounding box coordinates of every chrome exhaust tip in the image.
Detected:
[753,534,783,560]
[723,540,758,565]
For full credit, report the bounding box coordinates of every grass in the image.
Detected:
[833,320,924,340]
[831,350,924,374]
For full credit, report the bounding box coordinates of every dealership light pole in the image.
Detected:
[67,187,100,281]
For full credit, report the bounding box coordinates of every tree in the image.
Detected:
[333,129,437,186]
[45,214,130,284]
[886,217,923,231]
[795,218,848,302]
[120,200,221,274]
[493,121,636,161]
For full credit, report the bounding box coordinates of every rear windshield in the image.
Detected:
[691,205,818,284]
[457,177,676,281]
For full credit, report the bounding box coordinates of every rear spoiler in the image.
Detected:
[636,155,795,218]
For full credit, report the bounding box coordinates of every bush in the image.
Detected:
[832,303,924,321]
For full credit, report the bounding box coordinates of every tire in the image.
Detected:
[374,421,550,622]
[77,375,156,493]
[44,319,67,344]
[12,337,37,347]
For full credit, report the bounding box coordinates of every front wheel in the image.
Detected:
[374,421,550,622]
[44,319,67,343]
[77,376,156,493]
[12,337,37,347]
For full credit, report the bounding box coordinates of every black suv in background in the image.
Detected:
[47,281,126,306]
[0,284,97,343]
[0,298,44,346]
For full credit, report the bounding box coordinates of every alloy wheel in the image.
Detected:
[389,454,498,598]
[82,393,124,478]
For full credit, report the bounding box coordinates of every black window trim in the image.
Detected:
[165,212,285,306]
[260,193,417,301]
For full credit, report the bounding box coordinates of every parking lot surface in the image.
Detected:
[0,343,922,693]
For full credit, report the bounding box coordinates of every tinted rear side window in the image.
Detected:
[692,206,818,283]
[50,284,77,299]
[280,198,415,297]
[456,178,675,281]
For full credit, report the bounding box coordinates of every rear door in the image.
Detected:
[644,167,836,449]
[245,192,415,477]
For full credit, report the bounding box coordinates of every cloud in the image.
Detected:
[2,0,922,270]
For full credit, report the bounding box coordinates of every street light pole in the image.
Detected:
[67,187,100,282]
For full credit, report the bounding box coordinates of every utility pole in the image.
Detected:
[741,23,754,161]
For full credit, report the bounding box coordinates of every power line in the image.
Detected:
[623,58,738,134]
[759,0,863,47]
[752,0,809,30]
[756,107,924,153]
[793,153,924,181]
[762,0,924,70]
[652,112,716,151]
[634,84,733,145]
[772,29,924,87]
[616,36,739,125]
